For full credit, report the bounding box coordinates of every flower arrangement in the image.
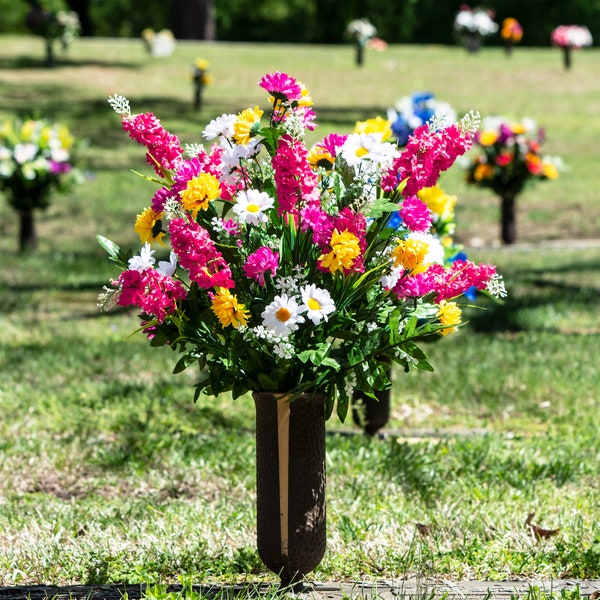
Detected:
[0,116,82,250]
[385,93,457,147]
[464,116,564,243]
[25,1,81,66]
[454,5,498,51]
[141,28,176,57]
[98,72,504,420]
[192,58,213,111]
[551,25,593,49]
[551,25,593,69]
[500,17,523,54]
[345,18,377,65]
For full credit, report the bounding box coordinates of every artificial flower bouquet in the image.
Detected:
[0,116,81,211]
[345,18,377,46]
[453,5,498,51]
[385,92,457,147]
[551,25,593,49]
[26,6,81,49]
[464,116,563,198]
[500,18,523,44]
[98,71,504,420]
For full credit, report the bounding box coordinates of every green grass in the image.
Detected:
[1,35,600,590]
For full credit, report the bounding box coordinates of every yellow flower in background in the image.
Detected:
[510,123,527,135]
[318,229,361,274]
[211,288,249,329]
[417,185,457,221]
[179,172,221,218]
[57,125,74,149]
[479,130,498,146]
[234,106,264,145]
[20,120,36,141]
[195,58,209,70]
[543,161,559,180]
[474,162,494,181]
[135,207,165,245]
[392,237,428,273]
[354,116,392,141]
[437,300,462,336]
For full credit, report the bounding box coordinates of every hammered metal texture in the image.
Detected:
[254,393,327,586]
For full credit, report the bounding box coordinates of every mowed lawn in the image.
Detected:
[1,35,600,587]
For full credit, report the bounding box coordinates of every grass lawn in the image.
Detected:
[1,35,600,590]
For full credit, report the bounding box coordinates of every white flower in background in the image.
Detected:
[233,188,274,226]
[341,132,398,168]
[13,143,37,164]
[300,284,335,324]
[261,294,305,337]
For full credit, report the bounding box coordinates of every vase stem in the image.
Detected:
[277,398,290,558]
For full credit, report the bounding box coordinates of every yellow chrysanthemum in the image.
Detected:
[234,106,264,145]
[542,161,559,180]
[135,207,165,245]
[479,130,498,146]
[392,238,429,272]
[437,300,462,336]
[354,116,392,142]
[417,186,457,220]
[318,229,361,274]
[195,58,209,70]
[474,163,494,181]
[211,288,249,329]
[510,123,527,135]
[179,172,221,219]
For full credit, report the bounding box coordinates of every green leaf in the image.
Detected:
[96,235,121,260]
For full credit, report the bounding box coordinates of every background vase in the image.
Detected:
[253,392,326,589]
[500,191,517,245]
[352,387,391,436]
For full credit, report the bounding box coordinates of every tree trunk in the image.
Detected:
[170,0,216,40]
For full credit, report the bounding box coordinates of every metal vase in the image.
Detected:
[253,392,326,589]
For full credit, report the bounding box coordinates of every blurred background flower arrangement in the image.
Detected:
[453,4,498,52]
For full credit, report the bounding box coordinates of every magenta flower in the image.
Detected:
[382,123,473,196]
[272,134,319,216]
[121,112,184,176]
[399,196,433,233]
[243,247,279,286]
[115,268,186,323]
[259,72,303,102]
[169,218,234,289]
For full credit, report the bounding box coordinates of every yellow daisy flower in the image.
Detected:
[135,207,165,245]
[234,106,264,145]
[479,130,498,146]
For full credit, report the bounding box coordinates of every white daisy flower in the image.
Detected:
[261,294,305,337]
[14,143,38,164]
[340,132,399,168]
[300,284,335,325]
[202,113,237,141]
[127,243,155,272]
[232,189,274,226]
